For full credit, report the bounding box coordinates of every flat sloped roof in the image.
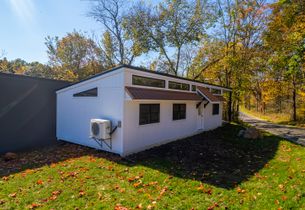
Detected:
[57,65,232,92]
[125,86,202,101]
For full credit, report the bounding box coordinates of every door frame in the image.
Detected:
[197,103,205,130]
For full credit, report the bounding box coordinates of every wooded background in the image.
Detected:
[1,0,304,123]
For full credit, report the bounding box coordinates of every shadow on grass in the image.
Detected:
[0,123,284,189]
[128,123,282,189]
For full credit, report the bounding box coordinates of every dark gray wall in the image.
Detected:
[0,73,70,154]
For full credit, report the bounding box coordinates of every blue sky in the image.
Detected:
[0,0,101,63]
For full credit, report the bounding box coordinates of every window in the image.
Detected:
[139,104,160,125]
[191,85,196,91]
[173,104,186,120]
[73,88,98,97]
[132,75,165,88]
[168,81,190,91]
[212,104,220,115]
[211,88,221,95]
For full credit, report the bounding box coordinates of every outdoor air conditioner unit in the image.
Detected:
[90,119,112,140]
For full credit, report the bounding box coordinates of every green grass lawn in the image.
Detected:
[1,123,305,209]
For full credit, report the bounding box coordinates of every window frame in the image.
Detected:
[168,81,190,91]
[173,104,186,121]
[139,104,160,125]
[212,104,220,115]
[132,75,165,88]
[191,85,196,92]
[73,87,98,97]
[211,88,222,95]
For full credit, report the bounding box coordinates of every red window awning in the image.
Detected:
[125,86,202,101]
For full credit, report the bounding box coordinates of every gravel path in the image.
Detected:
[240,112,305,146]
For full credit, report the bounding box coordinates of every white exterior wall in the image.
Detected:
[56,70,125,155]
[203,103,223,131]
[56,66,226,157]
[122,100,199,156]
[121,68,224,156]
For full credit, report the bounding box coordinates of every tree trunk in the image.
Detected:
[256,98,259,112]
[236,100,240,119]
[247,95,251,110]
[228,91,232,122]
[292,81,297,121]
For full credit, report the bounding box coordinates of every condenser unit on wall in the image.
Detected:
[90,119,111,140]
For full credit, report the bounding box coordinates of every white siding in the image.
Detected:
[203,103,223,130]
[121,69,225,156]
[122,100,199,156]
[56,70,125,155]
[57,66,226,157]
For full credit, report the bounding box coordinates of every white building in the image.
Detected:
[56,65,231,156]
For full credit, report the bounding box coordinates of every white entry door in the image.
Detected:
[197,104,205,130]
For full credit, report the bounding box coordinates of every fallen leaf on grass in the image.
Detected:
[147,204,153,210]
[22,169,34,177]
[148,181,158,186]
[114,204,129,210]
[8,192,17,198]
[2,176,9,181]
[133,181,142,188]
[88,156,96,162]
[136,203,142,209]
[49,195,57,201]
[50,163,57,168]
[67,171,78,178]
[254,173,267,180]
[79,190,85,197]
[278,184,284,191]
[36,180,43,185]
[207,203,219,210]
[128,176,141,182]
[281,196,287,201]
[98,192,102,200]
[52,190,61,196]
[137,189,144,193]
[159,187,168,196]
[205,188,213,195]
[197,183,204,191]
[237,187,246,194]
[197,184,213,195]
[28,203,41,209]
[282,146,291,152]
[114,185,126,193]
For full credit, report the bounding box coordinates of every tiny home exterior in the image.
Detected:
[56,65,231,156]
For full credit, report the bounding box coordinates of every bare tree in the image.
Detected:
[0,50,5,59]
[88,0,136,65]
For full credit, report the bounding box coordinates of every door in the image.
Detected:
[197,103,204,130]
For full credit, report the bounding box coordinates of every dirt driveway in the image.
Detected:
[240,112,305,146]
